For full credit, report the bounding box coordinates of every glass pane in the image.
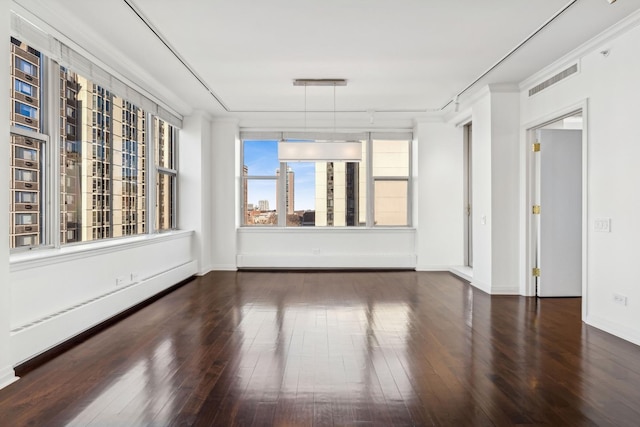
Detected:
[60,67,147,243]
[313,161,365,227]
[243,140,279,176]
[156,172,174,231]
[374,180,408,226]
[154,117,174,169]
[10,39,41,133]
[244,179,277,225]
[10,134,43,249]
[372,140,409,177]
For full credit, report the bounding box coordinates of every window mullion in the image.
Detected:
[45,56,61,247]
[278,162,286,227]
[366,134,374,227]
[147,112,157,233]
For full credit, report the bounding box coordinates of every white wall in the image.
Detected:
[0,0,18,389]
[520,17,640,345]
[9,232,196,365]
[211,119,239,270]
[179,112,214,274]
[470,88,520,294]
[415,121,465,270]
[237,228,416,269]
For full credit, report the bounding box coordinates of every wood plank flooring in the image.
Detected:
[1,271,640,426]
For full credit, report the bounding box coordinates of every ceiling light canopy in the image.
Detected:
[293,79,347,87]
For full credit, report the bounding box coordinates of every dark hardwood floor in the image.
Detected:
[1,271,640,426]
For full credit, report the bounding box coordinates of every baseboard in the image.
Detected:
[210,264,238,271]
[490,286,520,295]
[470,279,491,294]
[585,314,640,347]
[237,254,417,269]
[0,366,18,390]
[11,260,198,366]
[415,265,454,272]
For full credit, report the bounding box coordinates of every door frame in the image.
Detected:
[521,100,589,317]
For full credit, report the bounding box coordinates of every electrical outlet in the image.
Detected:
[594,218,611,232]
[613,293,627,306]
[312,248,320,255]
[116,276,127,287]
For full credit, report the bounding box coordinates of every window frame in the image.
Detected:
[240,133,413,229]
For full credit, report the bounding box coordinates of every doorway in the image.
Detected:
[464,123,473,268]
[529,112,584,297]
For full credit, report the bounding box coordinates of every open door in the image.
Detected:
[535,128,582,297]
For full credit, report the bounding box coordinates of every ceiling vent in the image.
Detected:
[528,63,578,97]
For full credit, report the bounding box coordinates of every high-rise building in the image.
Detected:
[315,162,360,226]
[258,199,270,211]
[276,167,295,215]
[9,38,42,249]
[10,37,148,248]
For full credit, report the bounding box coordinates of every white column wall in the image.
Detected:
[0,0,18,389]
[211,119,239,270]
[521,20,640,345]
[490,91,521,293]
[471,94,493,292]
[471,89,520,294]
[415,121,465,270]
[179,112,214,274]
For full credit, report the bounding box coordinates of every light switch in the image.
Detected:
[594,218,611,232]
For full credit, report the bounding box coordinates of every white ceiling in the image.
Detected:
[14,0,640,128]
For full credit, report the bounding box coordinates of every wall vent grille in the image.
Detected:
[528,63,578,97]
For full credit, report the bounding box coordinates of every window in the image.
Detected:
[241,134,411,227]
[154,117,177,231]
[15,101,38,118]
[9,34,181,250]
[15,57,37,76]
[15,79,35,96]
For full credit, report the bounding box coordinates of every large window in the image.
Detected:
[9,35,181,250]
[241,134,411,227]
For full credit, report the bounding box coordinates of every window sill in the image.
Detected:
[10,230,194,272]
[237,227,416,233]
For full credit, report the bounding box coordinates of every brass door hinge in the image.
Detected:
[532,205,541,215]
[532,268,541,277]
[532,142,541,152]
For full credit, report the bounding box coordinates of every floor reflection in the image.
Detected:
[3,271,640,426]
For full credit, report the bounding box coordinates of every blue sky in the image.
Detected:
[244,140,316,211]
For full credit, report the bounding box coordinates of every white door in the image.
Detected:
[536,129,582,297]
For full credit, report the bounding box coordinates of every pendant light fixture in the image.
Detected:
[278,79,362,162]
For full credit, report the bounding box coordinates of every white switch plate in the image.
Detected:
[613,293,627,306]
[594,217,611,232]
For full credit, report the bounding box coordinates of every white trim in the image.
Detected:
[10,229,194,272]
[519,99,588,317]
[585,314,640,347]
[0,367,19,391]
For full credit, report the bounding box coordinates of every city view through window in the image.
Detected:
[243,138,410,227]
